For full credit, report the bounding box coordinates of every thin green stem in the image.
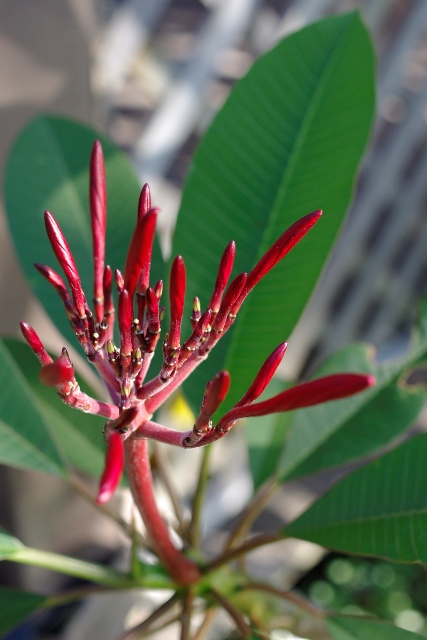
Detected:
[224,478,278,550]
[41,585,110,609]
[7,547,131,587]
[115,593,179,640]
[180,589,195,640]
[189,445,212,548]
[241,582,326,619]
[192,607,217,640]
[205,532,284,573]
[210,588,251,639]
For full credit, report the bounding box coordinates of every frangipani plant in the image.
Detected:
[2,11,427,640]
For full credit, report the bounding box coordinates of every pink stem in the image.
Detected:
[124,437,201,585]
[131,420,186,447]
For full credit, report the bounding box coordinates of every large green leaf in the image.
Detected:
[3,338,105,477]
[0,339,65,476]
[5,115,164,344]
[172,11,375,413]
[327,615,425,639]
[0,587,46,637]
[284,432,427,563]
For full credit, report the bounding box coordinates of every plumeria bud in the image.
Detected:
[96,431,124,505]
[217,373,375,433]
[235,342,287,408]
[179,309,212,365]
[208,241,236,313]
[90,140,107,323]
[191,297,201,330]
[34,263,70,302]
[103,266,113,315]
[20,322,52,366]
[236,210,322,311]
[124,208,158,298]
[169,255,186,350]
[39,355,75,387]
[185,371,231,447]
[154,280,163,299]
[44,211,88,318]
[138,183,151,220]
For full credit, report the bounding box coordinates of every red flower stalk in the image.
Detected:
[22,141,375,586]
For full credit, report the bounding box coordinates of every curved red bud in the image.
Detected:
[20,322,52,366]
[96,431,124,505]
[34,263,70,302]
[44,211,87,318]
[124,208,158,298]
[209,241,236,313]
[236,342,287,408]
[138,183,152,220]
[118,289,133,357]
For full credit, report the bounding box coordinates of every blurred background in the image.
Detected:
[2,0,427,638]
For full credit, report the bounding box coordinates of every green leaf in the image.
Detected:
[0,587,46,637]
[3,338,105,477]
[284,432,427,563]
[277,343,425,481]
[0,339,65,476]
[327,615,425,639]
[172,11,375,413]
[5,115,164,344]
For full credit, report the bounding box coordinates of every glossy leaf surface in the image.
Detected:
[327,615,425,639]
[285,432,427,563]
[0,587,46,637]
[172,12,375,413]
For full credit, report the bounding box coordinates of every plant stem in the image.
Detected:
[116,593,179,640]
[192,607,217,640]
[241,582,326,618]
[210,588,252,639]
[180,590,194,640]
[205,532,283,573]
[124,436,201,585]
[153,441,188,536]
[189,445,212,549]
[42,585,110,609]
[224,478,278,550]
[7,547,131,587]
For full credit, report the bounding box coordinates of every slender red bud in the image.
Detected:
[179,309,212,365]
[138,183,151,220]
[235,342,287,408]
[115,269,124,292]
[124,208,158,299]
[90,140,107,323]
[209,241,236,313]
[242,211,322,299]
[44,211,88,318]
[210,272,247,337]
[96,431,124,505]
[20,322,52,366]
[191,297,201,330]
[197,371,231,425]
[219,373,375,427]
[169,255,186,349]
[34,263,69,302]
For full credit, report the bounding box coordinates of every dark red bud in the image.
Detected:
[118,289,133,357]
[236,342,287,408]
[90,140,107,323]
[138,183,152,220]
[209,241,236,312]
[34,263,69,302]
[169,255,186,349]
[20,322,52,366]
[96,431,124,505]
[44,211,88,318]
[124,209,158,298]
[39,356,75,387]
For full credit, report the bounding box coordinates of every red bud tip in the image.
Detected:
[194,371,231,432]
[236,342,287,408]
[20,322,52,366]
[39,356,75,387]
[115,269,124,292]
[124,209,158,298]
[34,263,69,302]
[96,431,124,505]
[210,272,247,335]
[138,183,152,220]
[103,266,114,316]
[169,255,186,349]
[90,140,107,323]
[209,241,236,312]
[44,211,87,318]
[244,210,322,296]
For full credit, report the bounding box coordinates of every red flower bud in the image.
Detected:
[39,355,75,387]
[208,241,236,313]
[169,255,186,349]
[124,208,158,299]
[90,140,107,323]
[34,263,70,302]
[96,431,124,505]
